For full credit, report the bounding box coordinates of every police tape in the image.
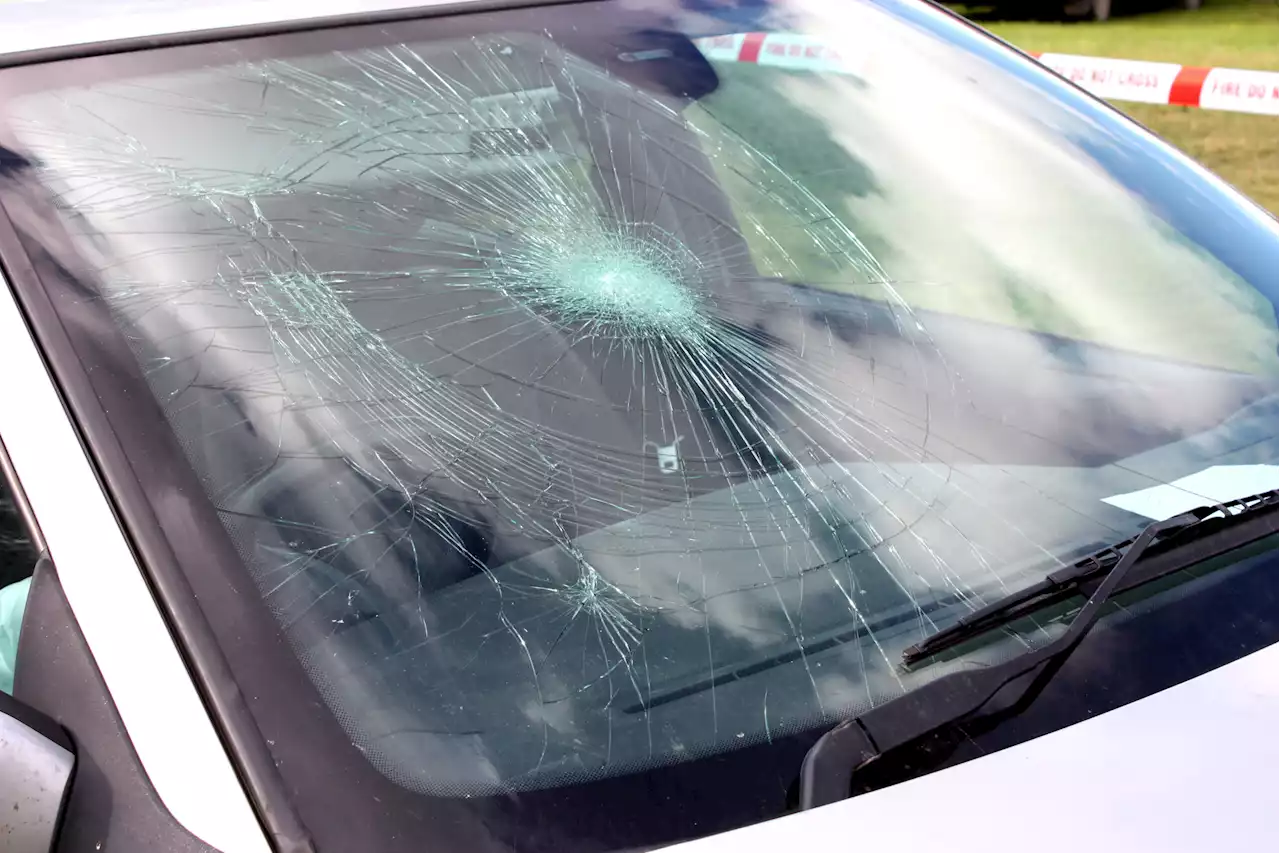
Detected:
[694,33,1280,116]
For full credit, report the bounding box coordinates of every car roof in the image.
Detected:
[0,0,480,61]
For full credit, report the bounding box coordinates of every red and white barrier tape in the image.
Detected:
[1031,53,1278,114]
[695,33,1280,116]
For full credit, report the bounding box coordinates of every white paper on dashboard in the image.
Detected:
[1102,464,1280,521]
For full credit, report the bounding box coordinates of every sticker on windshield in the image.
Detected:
[645,436,684,475]
[1102,465,1280,520]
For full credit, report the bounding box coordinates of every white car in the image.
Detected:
[0,1,1276,852]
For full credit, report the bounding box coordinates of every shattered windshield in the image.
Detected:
[0,0,1276,823]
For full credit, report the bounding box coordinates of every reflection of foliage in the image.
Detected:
[690,62,886,284]
[694,62,1278,376]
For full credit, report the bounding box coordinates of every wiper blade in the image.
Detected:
[798,489,1278,810]
[903,489,1279,665]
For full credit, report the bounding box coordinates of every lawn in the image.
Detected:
[978,0,1279,213]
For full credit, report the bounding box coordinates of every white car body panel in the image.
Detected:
[668,643,1280,853]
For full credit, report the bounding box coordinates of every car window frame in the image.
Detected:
[0,244,273,852]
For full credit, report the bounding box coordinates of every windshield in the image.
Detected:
[0,0,1276,848]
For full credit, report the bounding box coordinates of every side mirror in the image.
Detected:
[0,690,74,853]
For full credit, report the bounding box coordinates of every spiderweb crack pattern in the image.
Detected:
[7,33,1017,793]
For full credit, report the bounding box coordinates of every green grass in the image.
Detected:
[978,0,1278,68]
[1124,103,1278,213]
[978,0,1279,213]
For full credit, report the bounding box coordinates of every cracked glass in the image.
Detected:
[1,0,1276,815]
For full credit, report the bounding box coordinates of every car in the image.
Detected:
[0,1,1276,852]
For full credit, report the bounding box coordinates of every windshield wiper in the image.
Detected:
[798,489,1278,810]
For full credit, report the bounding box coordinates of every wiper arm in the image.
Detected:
[798,489,1278,810]
[906,489,1280,660]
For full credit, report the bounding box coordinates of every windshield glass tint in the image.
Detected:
[1,0,1276,810]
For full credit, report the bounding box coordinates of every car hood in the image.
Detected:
[667,642,1280,853]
